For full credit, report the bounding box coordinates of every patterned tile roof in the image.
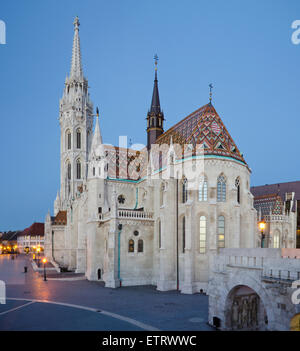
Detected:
[156,103,246,164]
[52,211,67,225]
[251,181,300,212]
[253,193,283,217]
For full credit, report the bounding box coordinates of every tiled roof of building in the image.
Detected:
[102,103,247,181]
[1,231,20,241]
[156,103,246,165]
[52,211,67,225]
[251,181,300,213]
[21,223,44,236]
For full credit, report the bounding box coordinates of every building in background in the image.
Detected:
[17,222,44,252]
[251,181,300,249]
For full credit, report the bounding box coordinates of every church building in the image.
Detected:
[45,17,258,293]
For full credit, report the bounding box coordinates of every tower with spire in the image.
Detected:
[146,55,164,150]
[59,17,94,208]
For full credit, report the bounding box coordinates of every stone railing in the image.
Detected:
[117,210,154,220]
[264,214,288,222]
[226,255,265,268]
[262,268,300,282]
[99,210,154,222]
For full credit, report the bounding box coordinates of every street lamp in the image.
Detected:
[42,258,47,281]
[259,221,266,248]
[36,247,41,267]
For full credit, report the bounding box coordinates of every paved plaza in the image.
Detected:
[0,255,212,331]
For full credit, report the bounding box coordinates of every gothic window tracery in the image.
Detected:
[76,129,81,149]
[199,176,208,201]
[217,175,226,202]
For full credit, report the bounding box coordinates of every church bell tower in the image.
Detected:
[146,55,164,150]
[59,17,94,207]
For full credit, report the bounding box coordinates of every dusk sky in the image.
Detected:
[1,0,300,230]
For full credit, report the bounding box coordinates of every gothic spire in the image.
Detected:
[70,16,83,80]
[91,107,103,152]
[150,54,161,114]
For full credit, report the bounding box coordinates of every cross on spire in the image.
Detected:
[154,54,159,70]
[209,83,213,104]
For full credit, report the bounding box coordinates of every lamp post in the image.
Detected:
[37,247,41,267]
[42,258,47,281]
[259,221,266,248]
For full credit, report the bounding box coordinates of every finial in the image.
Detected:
[73,16,80,30]
[96,106,99,117]
[209,83,213,104]
[154,54,159,72]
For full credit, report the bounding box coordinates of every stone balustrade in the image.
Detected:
[117,210,154,220]
[99,210,154,221]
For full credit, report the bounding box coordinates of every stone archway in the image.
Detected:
[224,285,268,331]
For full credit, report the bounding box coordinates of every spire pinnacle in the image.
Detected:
[150,54,161,114]
[70,16,83,79]
[91,107,103,152]
[209,83,213,104]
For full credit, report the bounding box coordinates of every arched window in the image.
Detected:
[199,176,208,201]
[199,216,207,253]
[66,130,71,150]
[128,239,134,253]
[273,231,280,248]
[217,175,226,202]
[67,162,71,180]
[160,183,165,207]
[218,216,225,248]
[76,160,81,179]
[76,129,81,149]
[182,177,188,203]
[235,177,240,204]
[138,239,143,253]
[158,220,162,249]
[182,216,186,253]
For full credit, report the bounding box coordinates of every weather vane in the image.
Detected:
[154,54,159,70]
[209,83,213,103]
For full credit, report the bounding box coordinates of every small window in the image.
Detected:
[182,178,188,203]
[182,216,186,253]
[67,162,71,180]
[235,178,240,204]
[273,231,280,248]
[199,216,207,253]
[76,129,81,149]
[133,230,139,236]
[128,239,134,253]
[76,160,81,179]
[93,167,95,176]
[158,220,162,249]
[66,131,71,150]
[138,239,143,253]
[218,216,225,248]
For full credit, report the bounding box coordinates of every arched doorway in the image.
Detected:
[224,285,268,331]
[97,269,102,280]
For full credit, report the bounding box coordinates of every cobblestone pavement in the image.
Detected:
[0,254,213,331]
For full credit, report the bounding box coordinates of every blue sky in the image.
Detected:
[1,0,300,230]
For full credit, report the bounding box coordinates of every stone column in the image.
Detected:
[181,203,195,294]
[103,188,120,288]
